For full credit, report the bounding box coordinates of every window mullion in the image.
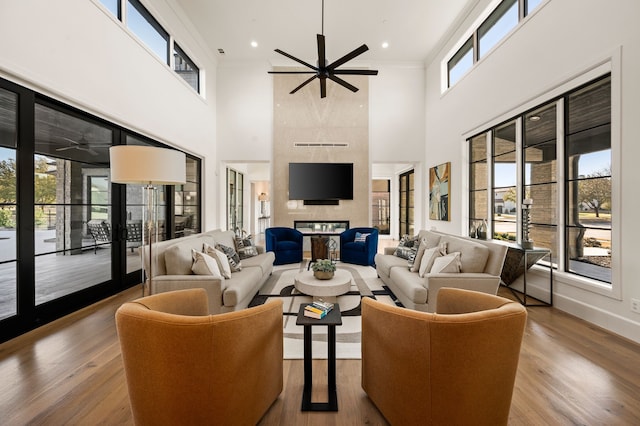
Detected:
[472,31,479,64]
[486,129,493,230]
[515,116,523,244]
[556,98,566,272]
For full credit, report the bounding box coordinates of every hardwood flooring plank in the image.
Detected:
[1,285,639,425]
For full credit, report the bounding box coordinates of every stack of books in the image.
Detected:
[303,301,335,319]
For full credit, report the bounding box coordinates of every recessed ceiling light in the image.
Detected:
[529,115,541,121]
[382,41,389,49]
[250,40,258,48]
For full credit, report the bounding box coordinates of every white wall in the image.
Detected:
[0,0,219,228]
[369,63,425,163]
[425,0,640,342]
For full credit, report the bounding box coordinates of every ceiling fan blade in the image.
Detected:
[289,75,317,94]
[328,75,359,93]
[320,77,327,98]
[268,71,317,74]
[332,69,379,75]
[317,34,326,68]
[274,49,318,71]
[327,44,369,70]
[56,146,76,152]
[62,137,80,145]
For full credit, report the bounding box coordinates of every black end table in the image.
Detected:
[296,303,342,411]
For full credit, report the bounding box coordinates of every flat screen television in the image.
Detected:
[289,163,353,201]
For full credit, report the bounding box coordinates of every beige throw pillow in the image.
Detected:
[191,249,224,278]
[430,252,462,273]
[203,243,232,278]
[418,247,441,277]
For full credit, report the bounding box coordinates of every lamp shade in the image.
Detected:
[110,146,186,185]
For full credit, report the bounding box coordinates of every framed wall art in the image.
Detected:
[429,162,450,221]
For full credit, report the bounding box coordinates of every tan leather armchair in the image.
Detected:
[116,288,283,425]
[362,288,527,426]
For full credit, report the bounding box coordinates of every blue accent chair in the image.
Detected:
[340,227,379,266]
[265,227,304,265]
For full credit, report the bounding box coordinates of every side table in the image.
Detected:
[502,246,553,307]
[296,303,342,411]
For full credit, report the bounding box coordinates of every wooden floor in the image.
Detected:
[1,283,640,425]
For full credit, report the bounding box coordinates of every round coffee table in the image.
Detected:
[294,269,352,302]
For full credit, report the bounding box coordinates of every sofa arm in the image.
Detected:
[423,273,501,312]
[150,275,227,314]
[383,247,396,255]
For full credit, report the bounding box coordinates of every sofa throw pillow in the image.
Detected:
[354,232,369,243]
[234,234,254,250]
[203,243,232,278]
[418,247,441,277]
[191,249,224,278]
[409,237,429,272]
[237,245,259,259]
[430,252,462,274]
[215,243,242,272]
[394,234,419,259]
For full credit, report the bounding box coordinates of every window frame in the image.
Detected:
[464,61,620,301]
[173,43,200,92]
[126,0,170,65]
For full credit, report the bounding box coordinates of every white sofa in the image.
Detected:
[142,230,275,314]
[375,230,508,312]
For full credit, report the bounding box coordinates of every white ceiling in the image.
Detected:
[174,0,477,65]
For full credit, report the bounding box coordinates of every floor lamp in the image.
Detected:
[110,146,186,296]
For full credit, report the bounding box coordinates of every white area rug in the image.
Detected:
[250,261,399,359]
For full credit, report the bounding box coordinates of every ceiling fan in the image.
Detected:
[268,0,378,98]
[56,134,109,156]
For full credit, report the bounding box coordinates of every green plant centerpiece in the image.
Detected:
[312,259,336,280]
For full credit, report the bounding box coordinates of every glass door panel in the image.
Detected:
[33,103,113,305]
[0,87,18,320]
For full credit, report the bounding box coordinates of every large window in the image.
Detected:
[468,75,611,284]
[0,75,202,343]
[566,77,612,282]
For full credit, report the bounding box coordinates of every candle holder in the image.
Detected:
[521,199,534,249]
